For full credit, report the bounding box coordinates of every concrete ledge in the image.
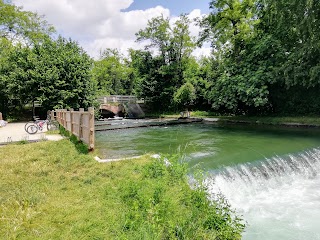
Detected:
[95,118,203,131]
[202,118,320,128]
[94,153,162,163]
[94,155,143,163]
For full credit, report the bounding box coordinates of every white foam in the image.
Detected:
[205,148,320,240]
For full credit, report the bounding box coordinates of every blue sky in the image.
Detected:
[126,0,211,15]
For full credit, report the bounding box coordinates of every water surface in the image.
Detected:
[95,123,320,240]
[96,123,320,169]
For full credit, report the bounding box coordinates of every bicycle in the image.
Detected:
[25,117,59,134]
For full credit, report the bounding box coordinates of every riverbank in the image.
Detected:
[153,113,320,128]
[0,140,244,239]
[207,116,320,127]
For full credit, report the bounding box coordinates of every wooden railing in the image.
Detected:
[53,107,95,150]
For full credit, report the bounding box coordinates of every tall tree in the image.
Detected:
[34,36,94,109]
[199,0,257,60]
[135,15,196,110]
[0,0,55,116]
[92,48,134,96]
[5,36,94,110]
[0,0,54,44]
[0,38,14,115]
[198,0,271,113]
[254,0,320,114]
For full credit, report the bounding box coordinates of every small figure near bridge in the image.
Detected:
[180,110,190,118]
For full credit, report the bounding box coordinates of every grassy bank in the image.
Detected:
[216,116,320,126]
[154,111,320,126]
[0,140,244,239]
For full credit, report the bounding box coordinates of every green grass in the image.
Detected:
[0,140,244,239]
[45,129,60,135]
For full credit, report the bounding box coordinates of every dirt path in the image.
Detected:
[0,122,63,144]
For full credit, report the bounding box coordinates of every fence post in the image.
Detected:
[88,107,95,150]
[55,110,59,124]
[69,108,74,133]
[79,108,84,139]
[50,110,54,120]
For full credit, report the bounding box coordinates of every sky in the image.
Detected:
[11,0,212,59]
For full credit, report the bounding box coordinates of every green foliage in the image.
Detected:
[195,0,320,115]
[0,0,55,43]
[119,155,245,239]
[1,36,94,114]
[134,15,197,111]
[3,0,320,117]
[199,0,258,58]
[92,48,134,97]
[143,157,167,179]
[173,82,196,109]
[59,125,70,137]
[0,0,56,117]
[0,2,94,118]
[0,141,245,239]
[59,126,89,154]
[33,36,94,110]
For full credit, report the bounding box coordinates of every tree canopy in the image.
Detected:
[0,1,94,117]
[2,0,320,118]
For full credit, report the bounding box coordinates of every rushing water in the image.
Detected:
[95,123,320,239]
[205,148,320,240]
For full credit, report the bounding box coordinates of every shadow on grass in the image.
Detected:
[59,126,89,154]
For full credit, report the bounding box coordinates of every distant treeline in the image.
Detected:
[1,0,319,118]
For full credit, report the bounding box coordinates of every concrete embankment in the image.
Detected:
[95,118,203,131]
[202,117,320,128]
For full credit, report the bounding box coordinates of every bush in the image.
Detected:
[118,155,245,239]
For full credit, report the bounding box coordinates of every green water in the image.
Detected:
[95,123,320,169]
[96,123,320,240]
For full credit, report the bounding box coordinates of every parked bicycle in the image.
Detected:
[25,115,59,134]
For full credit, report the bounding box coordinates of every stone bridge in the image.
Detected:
[100,104,125,117]
[98,95,145,118]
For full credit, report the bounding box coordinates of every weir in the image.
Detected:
[209,148,320,184]
[205,148,320,240]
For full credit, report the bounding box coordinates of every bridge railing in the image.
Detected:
[98,95,139,104]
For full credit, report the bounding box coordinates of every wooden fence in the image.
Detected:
[53,107,95,150]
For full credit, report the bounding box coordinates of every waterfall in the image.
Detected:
[205,148,320,240]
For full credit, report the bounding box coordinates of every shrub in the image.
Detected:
[118,155,245,239]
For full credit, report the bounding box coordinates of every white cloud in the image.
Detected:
[97,6,170,39]
[12,0,210,59]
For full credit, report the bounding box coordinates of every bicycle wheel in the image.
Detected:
[27,124,38,134]
[24,121,34,132]
[47,120,59,131]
